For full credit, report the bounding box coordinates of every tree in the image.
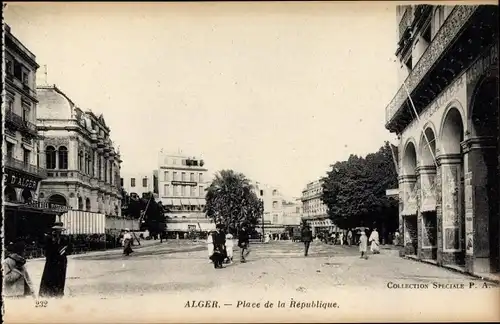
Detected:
[204,170,263,234]
[322,142,399,239]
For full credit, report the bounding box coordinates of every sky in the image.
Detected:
[4,2,399,199]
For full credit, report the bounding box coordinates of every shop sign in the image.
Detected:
[171,181,197,186]
[4,169,39,190]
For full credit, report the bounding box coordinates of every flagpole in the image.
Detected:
[402,81,438,167]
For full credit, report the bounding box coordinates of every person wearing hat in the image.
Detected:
[301,224,313,257]
[210,224,226,269]
[238,224,251,263]
[122,228,134,256]
[3,241,36,298]
[39,222,72,298]
[359,230,368,259]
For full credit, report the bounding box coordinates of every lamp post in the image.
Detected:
[260,199,265,242]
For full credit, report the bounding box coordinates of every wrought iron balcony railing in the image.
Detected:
[5,110,38,136]
[386,5,479,126]
[4,156,47,178]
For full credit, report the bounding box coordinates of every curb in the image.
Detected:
[404,255,500,285]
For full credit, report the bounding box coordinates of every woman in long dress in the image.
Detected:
[206,231,214,263]
[122,229,134,256]
[39,223,71,298]
[359,230,368,259]
[369,228,380,254]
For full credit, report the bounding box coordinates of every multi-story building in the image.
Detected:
[120,172,155,198]
[3,25,69,245]
[385,5,498,276]
[282,198,302,226]
[36,85,123,216]
[157,151,213,236]
[301,179,336,235]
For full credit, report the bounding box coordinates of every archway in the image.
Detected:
[4,186,17,202]
[419,127,438,260]
[48,194,67,207]
[440,107,465,265]
[402,141,418,255]
[21,188,33,203]
[86,198,91,211]
[469,76,499,273]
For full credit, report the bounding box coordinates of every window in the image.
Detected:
[120,178,124,187]
[182,159,186,166]
[260,190,264,196]
[182,185,187,196]
[131,178,136,187]
[22,103,31,122]
[58,146,68,169]
[78,151,83,170]
[199,173,203,183]
[98,158,102,179]
[164,171,169,181]
[199,186,203,197]
[190,173,194,182]
[172,159,177,165]
[104,161,108,182]
[181,172,186,181]
[6,57,13,76]
[191,186,196,197]
[6,142,14,159]
[164,184,169,196]
[22,71,29,85]
[432,6,445,38]
[173,172,177,181]
[142,177,148,188]
[13,61,22,80]
[273,215,278,224]
[6,96,14,112]
[173,185,179,196]
[273,201,278,209]
[45,146,56,169]
[422,22,431,44]
[23,149,30,164]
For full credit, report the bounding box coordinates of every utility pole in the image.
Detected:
[44,65,48,85]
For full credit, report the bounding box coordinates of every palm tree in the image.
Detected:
[205,170,263,233]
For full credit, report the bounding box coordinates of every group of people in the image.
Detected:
[358,228,381,259]
[206,224,250,269]
[3,222,71,299]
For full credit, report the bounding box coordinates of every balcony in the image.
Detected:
[5,110,38,136]
[4,156,47,178]
[385,5,498,133]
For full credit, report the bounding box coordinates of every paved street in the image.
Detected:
[5,241,499,323]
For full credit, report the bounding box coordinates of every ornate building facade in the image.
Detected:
[386,5,498,276]
[3,25,68,246]
[36,85,123,216]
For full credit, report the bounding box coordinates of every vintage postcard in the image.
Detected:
[1,1,499,323]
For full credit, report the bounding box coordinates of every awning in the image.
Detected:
[172,199,182,206]
[420,203,436,213]
[166,222,215,231]
[180,199,190,206]
[163,199,173,206]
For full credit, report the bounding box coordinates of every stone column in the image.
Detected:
[437,154,463,266]
[400,174,417,255]
[462,136,498,273]
[418,165,438,260]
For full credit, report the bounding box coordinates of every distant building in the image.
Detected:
[301,179,337,235]
[36,85,122,216]
[120,172,155,198]
[157,151,213,235]
[3,24,68,245]
[251,182,301,235]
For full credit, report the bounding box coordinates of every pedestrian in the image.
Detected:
[206,231,214,263]
[3,241,36,299]
[39,222,72,298]
[301,224,313,257]
[359,230,368,259]
[122,228,134,256]
[225,232,234,264]
[394,231,400,246]
[369,228,380,254]
[347,229,353,246]
[339,232,344,246]
[238,224,250,263]
[264,233,270,243]
[210,224,226,269]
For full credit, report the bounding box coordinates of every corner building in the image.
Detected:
[3,25,68,247]
[36,85,123,215]
[385,5,499,276]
